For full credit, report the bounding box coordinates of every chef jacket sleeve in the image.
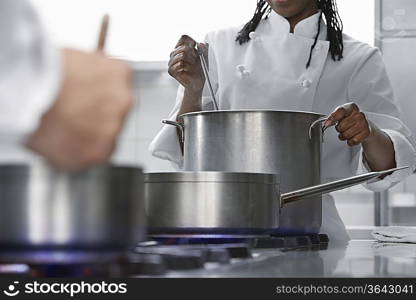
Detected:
[347,47,416,192]
[0,0,62,146]
[149,33,219,168]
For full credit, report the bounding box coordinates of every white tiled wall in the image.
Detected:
[378,0,416,226]
[111,63,177,172]
[388,175,416,225]
[334,174,416,227]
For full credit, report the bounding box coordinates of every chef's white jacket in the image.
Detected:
[0,0,61,162]
[150,11,416,241]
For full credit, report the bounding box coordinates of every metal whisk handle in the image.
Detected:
[197,45,219,111]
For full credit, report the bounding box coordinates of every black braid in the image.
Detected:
[236,0,271,45]
[306,11,322,68]
[236,0,344,68]
[318,0,343,62]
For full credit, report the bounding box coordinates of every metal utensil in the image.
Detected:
[145,167,408,235]
[197,44,219,110]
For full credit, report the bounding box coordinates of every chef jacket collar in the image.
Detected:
[268,10,327,40]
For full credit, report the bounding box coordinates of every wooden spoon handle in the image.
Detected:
[97,14,110,52]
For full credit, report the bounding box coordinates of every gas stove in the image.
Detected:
[0,234,329,278]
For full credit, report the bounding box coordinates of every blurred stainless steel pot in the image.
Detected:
[0,163,146,249]
[163,110,325,235]
[145,168,405,235]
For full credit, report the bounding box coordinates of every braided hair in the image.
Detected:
[236,0,344,68]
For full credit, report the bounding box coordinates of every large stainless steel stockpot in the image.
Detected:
[145,168,404,235]
[0,163,146,249]
[163,110,325,235]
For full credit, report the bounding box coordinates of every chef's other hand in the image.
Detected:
[168,35,206,95]
[26,49,133,170]
[324,103,372,147]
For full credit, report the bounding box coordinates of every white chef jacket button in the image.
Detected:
[238,70,251,79]
[242,70,251,78]
[301,79,312,88]
[236,64,246,72]
[249,32,258,40]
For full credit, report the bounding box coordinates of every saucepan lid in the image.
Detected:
[144,172,278,184]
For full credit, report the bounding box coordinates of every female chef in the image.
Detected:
[150,0,416,241]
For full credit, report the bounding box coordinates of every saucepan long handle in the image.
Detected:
[280,166,409,206]
[162,120,185,144]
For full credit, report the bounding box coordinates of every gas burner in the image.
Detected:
[253,234,329,250]
[0,250,126,278]
[0,234,329,278]
[135,243,251,261]
[148,233,329,250]
[149,233,270,239]
[0,264,31,278]
[148,234,258,245]
[0,249,123,265]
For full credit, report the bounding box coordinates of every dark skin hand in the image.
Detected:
[168,35,207,151]
[324,103,396,172]
[167,0,397,173]
[168,35,206,120]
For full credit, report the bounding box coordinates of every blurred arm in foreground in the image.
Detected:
[0,1,133,170]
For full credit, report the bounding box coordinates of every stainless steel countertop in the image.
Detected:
[165,240,416,278]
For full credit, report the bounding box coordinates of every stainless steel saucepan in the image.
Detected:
[0,163,146,249]
[145,167,407,235]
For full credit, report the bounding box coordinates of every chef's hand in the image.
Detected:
[168,35,206,95]
[324,102,396,172]
[26,49,133,171]
[323,103,372,147]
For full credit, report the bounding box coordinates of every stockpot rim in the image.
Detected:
[179,109,326,119]
[144,171,279,184]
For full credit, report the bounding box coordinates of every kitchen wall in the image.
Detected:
[110,63,177,172]
[334,0,416,228]
[374,0,416,226]
[32,0,375,61]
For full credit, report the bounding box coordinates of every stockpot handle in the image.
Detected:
[308,117,329,141]
[280,166,409,206]
[162,120,185,144]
